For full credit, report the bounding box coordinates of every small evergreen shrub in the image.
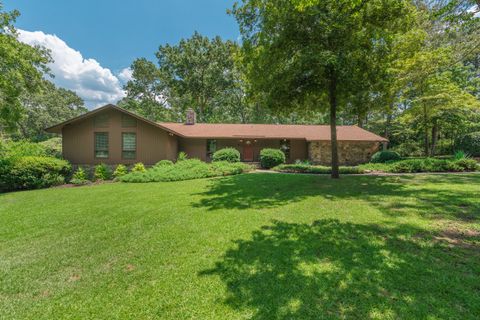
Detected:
[132,162,146,173]
[454,150,469,160]
[212,148,241,163]
[70,167,89,185]
[260,149,285,169]
[456,132,480,157]
[94,163,111,181]
[113,164,128,178]
[177,152,188,161]
[154,160,174,167]
[370,150,401,163]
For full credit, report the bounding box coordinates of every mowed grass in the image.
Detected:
[1,173,479,319]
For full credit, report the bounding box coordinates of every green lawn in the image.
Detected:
[1,173,479,319]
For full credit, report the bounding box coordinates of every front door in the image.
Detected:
[243,144,254,162]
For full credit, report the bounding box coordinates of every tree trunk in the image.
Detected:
[384,105,393,141]
[329,74,340,179]
[430,120,439,157]
[423,104,429,157]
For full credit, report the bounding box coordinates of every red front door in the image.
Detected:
[243,144,254,161]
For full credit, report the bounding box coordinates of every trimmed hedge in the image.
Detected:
[260,149,285,169]
[371,150,401,163]
[0,156,71,192]
[456,131,480,157]
[212,148,240,163]
[390,158,478,173]
[120,159,252,183]
[273,164,364,174]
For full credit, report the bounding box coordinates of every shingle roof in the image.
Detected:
[159,122,388,142]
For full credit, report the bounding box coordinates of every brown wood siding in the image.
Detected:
[62,108,177,165]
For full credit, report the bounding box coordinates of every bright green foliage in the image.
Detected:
[0,3,51,131]
[273,164,364,174]
[212,148,241,163]
[120,159,251,183]
[0,156,70,192]
[113,164,128,178]
[71,167,89,185]
[1,174,480,318]
[371,151,401,163]
[0,139,48,159]
[38,137,63,158]
[457,132,480,156]
[94,163,111,181]
[260,149,285,169]
[131,163,146,173]
[154,160,174,168]
[177,152,188,162]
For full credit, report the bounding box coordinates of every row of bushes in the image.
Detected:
[69,163,147,185]
[211,147,286,169]
[273,164,364,174]
[119,159,252,183]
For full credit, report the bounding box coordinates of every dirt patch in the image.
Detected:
[68,274,81,282]
[433,226,480,251]
[125,264,135,272]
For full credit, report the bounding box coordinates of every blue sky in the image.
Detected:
[4,0,239,107]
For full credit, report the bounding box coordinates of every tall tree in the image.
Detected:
[14,80,87,141]
[119,58,168,121]
[232,0,415,178]
[156,32,237,123]
[0,2,51,131]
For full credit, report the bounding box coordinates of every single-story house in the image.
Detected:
[46,104,387,165]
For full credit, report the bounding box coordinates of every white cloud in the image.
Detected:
[118,67,133,83]
[17,30,128,109]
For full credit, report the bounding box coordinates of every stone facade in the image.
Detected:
[308,141,381,165]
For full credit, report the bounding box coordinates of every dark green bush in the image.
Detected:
[456,132,480,157]
[120,159,251,183]
[94,163,111,181]
[273,164,364,174]
[260,149,285,169]
[0,156,71,192]
[212,148,240,163]
[371,150,401,163]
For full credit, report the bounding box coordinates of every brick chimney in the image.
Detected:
[186,108,196,125]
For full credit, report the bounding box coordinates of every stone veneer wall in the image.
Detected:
[308,141,381,165]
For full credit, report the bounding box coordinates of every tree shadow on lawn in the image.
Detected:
[193,173,480,222]
[200,219,480,319]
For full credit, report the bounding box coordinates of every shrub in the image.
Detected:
[132,162,146,173]
[120,159,251,183]
[113,164,128,178]
[212,148,240,163]
[177,152,188,162]
[0,156,71,191]
[38,137,62,158]
[94,163,111,181]
[453,159,478,171]
[456,132,480,157]
[154,160,174,167]
[260,149,285,169]
[454,150,469,160]
[2,140,48,159]
[71,167,89,185]
[370,150,401,163]
[273,164,364,174]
